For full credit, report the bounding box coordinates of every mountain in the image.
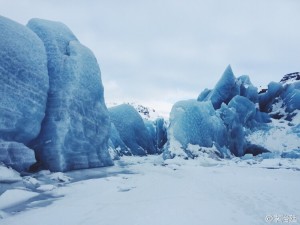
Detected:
[280,72,300,84]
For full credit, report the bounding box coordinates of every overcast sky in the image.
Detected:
[1,0,300,116]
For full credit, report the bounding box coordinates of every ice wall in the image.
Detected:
[0,16,48,144]
[27,19,112,171]
[109,104,156,155]
[165,100,228,158]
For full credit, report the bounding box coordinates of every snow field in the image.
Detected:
[1,156,299,225]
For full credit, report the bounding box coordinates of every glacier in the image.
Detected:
[164,100,228,159]
[0,16,49,144]
[198,65,239,109]
[259,82,283,113]
[166,66,300,159]
[219,96,264,156]
[0,142,36,172]
[109,104,156,155]
[27,19,112,171]
[153,117,168,152]
[143,118,167,154]
[259,79,300,117]
[1,14,300,173]
[108,123,131,156]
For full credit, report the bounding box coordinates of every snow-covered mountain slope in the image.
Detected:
[107,102,163,121]
[280,72,300,84]
[246,111,300,154]
[1,156,299,225]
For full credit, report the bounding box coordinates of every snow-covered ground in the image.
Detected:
[0,156,299,225]
[247,110,300,153]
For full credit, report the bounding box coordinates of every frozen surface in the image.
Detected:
[27,19,112,171]
[0,189,39,210]
[109,104,156,155]
[0,166,21,184]
[0,16,48,144]
[165,100,227,158]
[1,156,299,225]
[0,142,36,172]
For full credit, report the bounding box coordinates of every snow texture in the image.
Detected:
[0,142,36,172]
[0,189,39,210]
[27,19,112,171]
[280,72,300,84]
[1,156,300,225]
[109,104,156,155]
[246,113,300,155]
[0,166,21,184]
[0,16,49,144]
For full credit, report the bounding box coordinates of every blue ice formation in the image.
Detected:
[144,120,157,153]
[198,67,260,108]
[164,100,227,158]
[27,19,112,171]
[167,66,277,158]
[0,142,36,172]
[198,65,239,109]
[259,82,283,113]
[154,118,168,151]
[109,104,156,155]
[281,83,300,113]
[219,96,258,156]
[258,80,300,120]
[108,123,131,156]
[237,75,258,103]
[0,16,49,144]
[143,118,167,154]
[281,149,300,159]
